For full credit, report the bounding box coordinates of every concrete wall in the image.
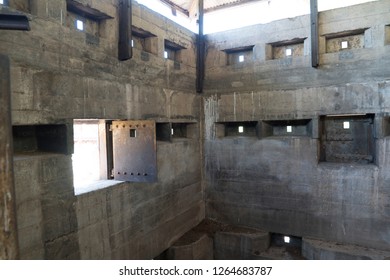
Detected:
[203,0,390,251]
[0,55,19,259]
[0,0,202,259]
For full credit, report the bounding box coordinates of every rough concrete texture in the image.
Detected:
[166,233,213,260]
[0,55,19,260]
[203,0,390,253]
[2,0,390,260]
[1,0,202,259]
[214,230,270,260]
[76,140,203,259]
[302,238,390,260]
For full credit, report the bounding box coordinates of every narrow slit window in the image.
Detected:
[164,51,168,59]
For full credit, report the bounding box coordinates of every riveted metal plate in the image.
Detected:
[112,120,157,182]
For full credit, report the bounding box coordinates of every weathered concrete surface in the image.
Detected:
[302,238,390,260]
[203,0,390,253]
[76,139,203,259]
[166,233,213,260]
[1,1,202,259]
[214,229,270,260]
[0,55,19,259]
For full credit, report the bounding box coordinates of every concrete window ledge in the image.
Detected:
[74,180,124,196]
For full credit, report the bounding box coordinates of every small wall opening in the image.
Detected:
[224,45,254,65]
[156,122,197,141]
[132,26,157,55]
[164,39,185,62]
[259,119,312,138]
[220,121,258,137]
[320,114,375,164]
[267,38,306,60]
[13,124,69,155]
[324,29,367,53]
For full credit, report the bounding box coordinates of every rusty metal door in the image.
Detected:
[112,120,157,182]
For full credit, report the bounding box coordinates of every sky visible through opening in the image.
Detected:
[135,0,379,34]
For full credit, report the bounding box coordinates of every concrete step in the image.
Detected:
[302,238,390,260]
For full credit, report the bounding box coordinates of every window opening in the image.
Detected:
[76,19,84,31]
[224,45,254,65]
[320,114,375,164]
[286,125,292,133]
[268,38,306,60]
[221,121,258,137]
[324,28,367,53]
[130,129,137,138]
[284,236,291,243]
[164,39,185,62]
[72,120,100,188]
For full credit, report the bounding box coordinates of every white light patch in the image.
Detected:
[131,40,134,47]
[0,0,4,5]
[171,128,174,135]
[76,20,84,31]
[285,48,292,56]
[238,126,244,133]
[239,55,244,62]
[286,126,292,133]
[343,121,350,129]
[341,41,348,49]
[284,236,290,243]
[164,51,168,59]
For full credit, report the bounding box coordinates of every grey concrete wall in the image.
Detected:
[0,55,19,259]
[203,1,390,251]
[0,0,202,259]
[76,139,203,259]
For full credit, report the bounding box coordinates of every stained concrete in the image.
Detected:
[203,0,390,253]
[2,0,390,260]
[0,55,19,259]
[1,0,202,259]
[302,238,390,260]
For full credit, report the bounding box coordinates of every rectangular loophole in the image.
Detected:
[320,114,375,164]
[224,45,254,65]
[261,119,311,137]
[324,29,367,53]
[13,124,69,154]
[221,121,258,137]
[129,129,137,138]
[267,38,306,60]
